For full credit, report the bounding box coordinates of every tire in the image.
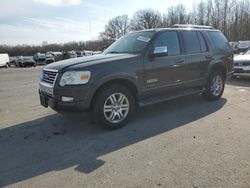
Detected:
[5,63,9,68]
[202,70,225,101]
[92,84,135,130]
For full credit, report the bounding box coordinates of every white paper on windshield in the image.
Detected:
[137,36,151,43]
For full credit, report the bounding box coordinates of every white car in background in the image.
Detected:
[0,54,10,68]
[233,48,250,78]
[83,50,93,56]
[238,41,250,52]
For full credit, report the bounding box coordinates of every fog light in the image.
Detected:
[62,96,74,102]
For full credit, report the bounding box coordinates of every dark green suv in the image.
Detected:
[39,24,233,129]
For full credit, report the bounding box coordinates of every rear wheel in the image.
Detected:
[92,84,135,130]
[203,70,225,101]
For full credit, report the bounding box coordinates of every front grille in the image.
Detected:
[234,61,250,66]
[42,69,58,85]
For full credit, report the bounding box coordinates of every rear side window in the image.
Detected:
[197,32,208,52]
[208,31,230,50]
[182,31,201,54]
[153,31,180,56]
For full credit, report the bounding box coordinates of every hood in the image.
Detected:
[234,54,250,62]
[44,54,138,71]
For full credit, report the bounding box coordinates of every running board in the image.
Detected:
[138,89,205,107]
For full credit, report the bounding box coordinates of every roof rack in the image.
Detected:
[172,24,214,29]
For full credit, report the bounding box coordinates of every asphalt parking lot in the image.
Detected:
[0,67,250,188]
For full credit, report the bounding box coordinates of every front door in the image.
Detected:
[144,31,185,96]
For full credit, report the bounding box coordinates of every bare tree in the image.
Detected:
[197,1,206,25]
[130,9,162,30]
[99,15,130,40]
[163,4,191,26]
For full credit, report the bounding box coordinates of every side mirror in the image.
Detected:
[153,46,168,57]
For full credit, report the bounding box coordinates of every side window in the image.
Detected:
[197,32,208,52]
[182,31,201,54]
[208,31,230,50]
[153,31,180,56]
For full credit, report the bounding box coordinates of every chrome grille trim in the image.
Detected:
[42,69,58,86]
[234,61,250,66]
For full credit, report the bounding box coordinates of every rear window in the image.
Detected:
[208,31,230,50]
[197,32,208,52]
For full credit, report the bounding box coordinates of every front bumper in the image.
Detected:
[39,82,93,112]
[233,66,250,75]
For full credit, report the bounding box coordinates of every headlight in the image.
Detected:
[59,71,91,86]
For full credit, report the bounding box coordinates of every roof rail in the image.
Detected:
[172,24,214,29]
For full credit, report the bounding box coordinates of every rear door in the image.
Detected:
[180,31,211,87]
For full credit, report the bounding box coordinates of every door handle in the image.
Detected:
[205,54,213,60]
[175,58,184,64]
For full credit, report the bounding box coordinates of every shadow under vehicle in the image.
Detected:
[0,95,227,186]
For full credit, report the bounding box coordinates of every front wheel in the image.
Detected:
[202,71,225,101]
[92,84,135,130]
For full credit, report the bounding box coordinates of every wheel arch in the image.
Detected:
[89,78,139,109]
[208,61,227,80]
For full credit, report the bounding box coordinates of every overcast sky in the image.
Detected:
[0,0,198,45]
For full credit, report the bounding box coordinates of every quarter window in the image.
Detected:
[153,32,180,56]
[208,31,230,50]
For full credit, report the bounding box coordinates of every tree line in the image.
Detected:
[100,0,250,41]
[1,0,250,56]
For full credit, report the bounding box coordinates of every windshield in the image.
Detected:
[104,31,155,54]
[243,49,250,55]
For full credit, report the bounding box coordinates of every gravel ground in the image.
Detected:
[0,67,250,188]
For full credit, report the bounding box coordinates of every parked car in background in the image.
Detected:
[93,51,102,55]
[229,41,238,53]
[34,53,46,64]
[0,54,10,68]
[52,52,63,62]
[45,52,55,64]
[238,41,250,52]
[232,48,250,78]
[62,51,77,60]
[76,50,84,57]
[16,56,36,67]
[39,25,233,130]
[9,56,18,67]
[83,50,93,56]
